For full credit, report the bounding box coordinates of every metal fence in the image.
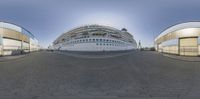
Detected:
[158,45,200,56]
[180,46,199,56]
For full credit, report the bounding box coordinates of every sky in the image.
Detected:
[1,0,200,48]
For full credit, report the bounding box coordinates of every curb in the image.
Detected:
[162,54,200,62]
[52,51,136,59]
[0,54,29,62]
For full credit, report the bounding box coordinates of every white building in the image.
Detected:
[155,22,200,56]
[0,22,39,56]
[53,25,137,51]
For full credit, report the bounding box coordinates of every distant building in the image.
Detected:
[53,25,137,51]
[0,21,39,56]
[155,22,200,56]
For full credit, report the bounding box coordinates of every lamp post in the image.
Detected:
[138,40,142,51]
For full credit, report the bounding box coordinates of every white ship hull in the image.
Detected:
[54,38,137,52]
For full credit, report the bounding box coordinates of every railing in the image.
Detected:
[159,45,179,54]
[159,46,199,56]
[180,46,198,56]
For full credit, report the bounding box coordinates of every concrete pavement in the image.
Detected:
[0,51,199,99]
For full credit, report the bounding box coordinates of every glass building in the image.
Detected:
[0,22,39,56]
[53,25,137,51]
[155,22,200,56]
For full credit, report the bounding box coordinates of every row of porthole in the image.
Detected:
[62,42,133,47]
[66,38,125,45]
[64,43,127,47]
[96,43,126,46]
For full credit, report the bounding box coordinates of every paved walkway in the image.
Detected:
[162,53,200,62]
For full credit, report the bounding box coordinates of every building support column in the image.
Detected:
[0,36,3,56]
[178,38,180,55]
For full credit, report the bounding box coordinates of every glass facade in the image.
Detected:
[159,39,179,54]
[198,37,200,44]
[0,36,2,45]
[22,29,35,39]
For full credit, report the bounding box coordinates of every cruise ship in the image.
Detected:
[53,25,137,51]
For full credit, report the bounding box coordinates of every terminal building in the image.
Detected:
[0,22,39,56]
[53,25,137,51]
[155,22,200,56]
